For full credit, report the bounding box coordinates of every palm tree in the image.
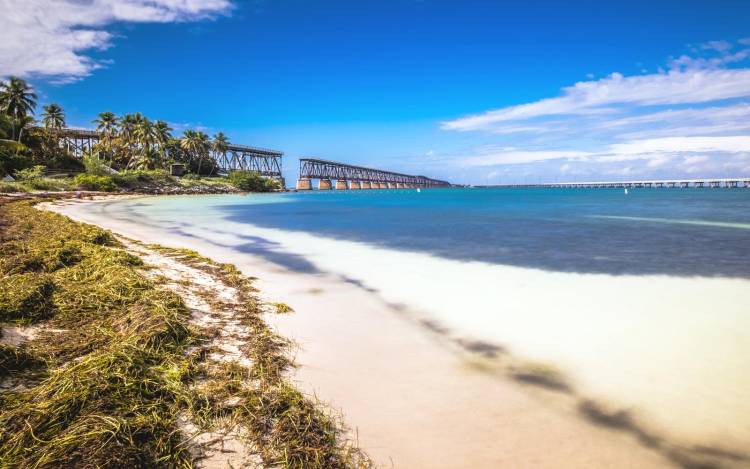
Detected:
[0,77,37,140]
[93,112,118,161]
[94,111,118,135]
[134,117,155,150]
[180,130,211,174]
[117,113,144,165]
[41,103,65,129]
[14,115,36,147]
[154,120,172,148]
[131,146,161,170]
[211,132,230,176]
[129,118,157,168]
[153,120,172,165]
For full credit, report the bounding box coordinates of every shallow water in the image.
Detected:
[88,188,750,454]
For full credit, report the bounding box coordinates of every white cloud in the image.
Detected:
[606,136,750,156]
[699,40,733,52]
[451,136,750,174]
[0,0,232,81]
[441,68,750,131]
[458,148,592,166]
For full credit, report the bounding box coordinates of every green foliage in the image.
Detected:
[228,170,280,192]
[111,169,173,189]
[13,165,44,180]
[24,178,75,191]
[0,182,26,193]
[0,152,31,178]
[74,174,116,192]
[82,154,112,176]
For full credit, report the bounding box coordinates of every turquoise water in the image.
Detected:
[171,187,750,278]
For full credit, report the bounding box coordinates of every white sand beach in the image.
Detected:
[43,196,750,468]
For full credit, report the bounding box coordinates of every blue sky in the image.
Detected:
[3,0,750,185]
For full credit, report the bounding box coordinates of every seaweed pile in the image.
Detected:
[0,199,369,468]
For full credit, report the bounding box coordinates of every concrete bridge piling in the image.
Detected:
[295,178,312,190]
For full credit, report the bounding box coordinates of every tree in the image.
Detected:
[38,104,66,162]
[93,112,119,161]
[41,103,65,129]
[180,130,211,175]
[154,120,172,148]
[154,120,172,163]
[93,111,118,135]
[211,132,230,176]
[0,77,37,141]
[131,146,161,170]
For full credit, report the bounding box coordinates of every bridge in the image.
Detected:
[296,158,451,190]
[40,127,283,179]
[483,178,750,189]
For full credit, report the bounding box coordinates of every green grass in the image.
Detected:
[0,199,370,468]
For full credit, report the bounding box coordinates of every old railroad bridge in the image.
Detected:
[296,158,451,189]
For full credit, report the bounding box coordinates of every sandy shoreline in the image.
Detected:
[38,195,693,468]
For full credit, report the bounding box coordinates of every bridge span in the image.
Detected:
[486,178,750,189]
[42,127,283,179]
[297,158,451,190]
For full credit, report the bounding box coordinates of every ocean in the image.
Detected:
[83,187,750,456]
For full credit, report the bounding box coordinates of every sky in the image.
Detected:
[2,0,750,185]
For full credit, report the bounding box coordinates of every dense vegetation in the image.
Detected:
[0,77,280,192]
[0,199,368,467]
[229,170,282,192]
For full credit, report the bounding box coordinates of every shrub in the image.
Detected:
[112,169,173,189]
[0,153,32,177]
[14,165,45,181]
[82,154,114,176]
[74,174,116,192]
[45,153,85,172]
[25,178,75,191]
[228,170,280,192]
[0,182,25,193]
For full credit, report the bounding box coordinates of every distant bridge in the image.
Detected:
[297,158,451,190]
[484,178,750,189]
[39,127,283,179]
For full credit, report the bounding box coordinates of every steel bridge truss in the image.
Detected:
[299,158,450,187]
[39,127,283,179]
[213,144,283,178]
